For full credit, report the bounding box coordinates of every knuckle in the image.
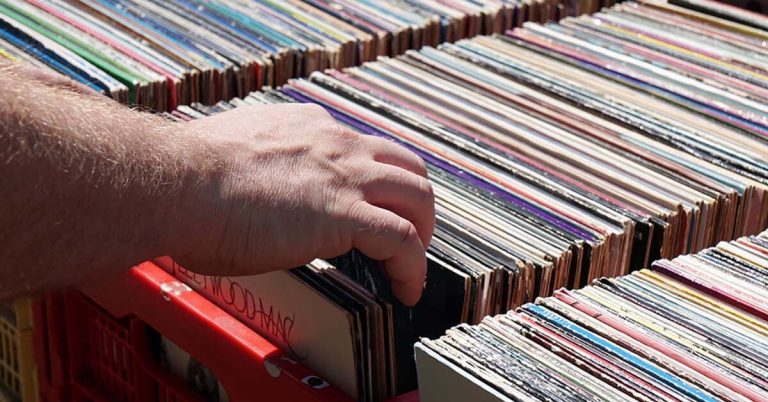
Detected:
[347,198,367,221]
[366,167,404,193]
[361,143,385,162]
[414,155,428,176]
[359,163,386,185]
[367,135,391,148]
[389,167,410,184]
[318,144,347,163]
[417,176,434,203]
[318,120,359,143]
[334,125,361,142]
[369,136,398,155]
[397,220,417,245]
[317,119,339,134]
[302,103,327,115]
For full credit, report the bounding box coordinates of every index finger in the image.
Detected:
[348,200,427,306]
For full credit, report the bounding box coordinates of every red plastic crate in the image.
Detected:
[34,262,418,402]
[65,292,209,402]
[34,292,69,402]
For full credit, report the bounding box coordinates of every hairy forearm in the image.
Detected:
[0,64,213,298]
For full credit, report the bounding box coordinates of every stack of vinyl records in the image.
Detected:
[0,0,603,112]
[416,230,768,402]
[162,1,768,399]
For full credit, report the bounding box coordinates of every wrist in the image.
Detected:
[156,123,228,262]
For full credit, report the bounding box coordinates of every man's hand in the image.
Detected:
[0,63,434,305]
[173,104,434,305]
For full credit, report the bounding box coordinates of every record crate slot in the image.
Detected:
[34,261,417,402]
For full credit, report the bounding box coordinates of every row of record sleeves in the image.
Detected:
[0,0,615,112]
[162,0,768,400]
[417,230,768,402]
